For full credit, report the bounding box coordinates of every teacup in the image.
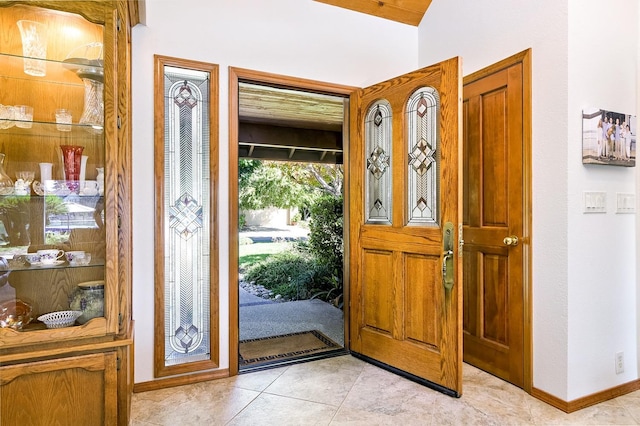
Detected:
[37,249,65,264]
[65,251,85,263]
[24,253,41,264]
[70,252,91,266]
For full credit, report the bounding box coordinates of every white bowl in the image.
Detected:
[37,310,83,328]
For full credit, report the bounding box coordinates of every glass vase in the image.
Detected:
[60,145,84,193]
[0,153,14,195]
[79,78,104,133]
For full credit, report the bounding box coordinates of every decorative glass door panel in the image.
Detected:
[365,100,392,225]
[155,56,219,376]
[407,87,440,225]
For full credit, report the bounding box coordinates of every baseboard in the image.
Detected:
[133,368,230,393]
[532,379,640,413]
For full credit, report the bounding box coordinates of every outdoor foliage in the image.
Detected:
[307,194,343,284]
[240,160,345,307]
[239,160,313,211]
[238,160,343,212]
[243,250,332,301]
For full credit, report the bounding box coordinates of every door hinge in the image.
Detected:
[458,223,464,256]
[118,312,123,328]
[117,115,121,129]
[116,356,121,371]
[117,17,121,32]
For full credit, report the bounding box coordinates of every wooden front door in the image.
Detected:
[349,57,463,395]
[462,50,531,390]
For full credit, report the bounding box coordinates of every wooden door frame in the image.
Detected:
[462,49,533,392]
[228,67,357,375]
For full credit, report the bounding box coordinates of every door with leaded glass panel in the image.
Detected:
[349,57,463,395]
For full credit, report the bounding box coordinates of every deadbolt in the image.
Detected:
[503,235,519,246]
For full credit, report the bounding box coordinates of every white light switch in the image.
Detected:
[583,191,606,213]
[616,193,635,214]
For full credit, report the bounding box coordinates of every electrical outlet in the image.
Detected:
[615,352,624,374]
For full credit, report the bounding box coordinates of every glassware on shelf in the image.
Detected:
[39,162,53,182]
[80,155,88,188]
[79,78,104,132]
[14,105,33,129]
[60,145,84,192]
[0,105,16,130]
[32,162,53,196]
[96,167,104,195]
[0,153,14,195]
[63,43,104,133]
[15,171,35,196]
[0,299,33,330]
[55,109,72,131]
[16,20,48,77]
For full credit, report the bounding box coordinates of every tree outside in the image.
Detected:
[239,159,344,308]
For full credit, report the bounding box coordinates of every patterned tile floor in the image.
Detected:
[131,355,640,425]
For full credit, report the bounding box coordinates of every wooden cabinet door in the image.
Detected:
[0,352,118,425]
[349,57,463,395]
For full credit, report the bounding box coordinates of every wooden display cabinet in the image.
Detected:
[0,2,134,425]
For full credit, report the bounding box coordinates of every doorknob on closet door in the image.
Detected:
[503,235,519,246]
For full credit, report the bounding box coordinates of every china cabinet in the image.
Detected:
[0,1,134,425]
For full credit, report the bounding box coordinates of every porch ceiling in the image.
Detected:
[238,82,346,163]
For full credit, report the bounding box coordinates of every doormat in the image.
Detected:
[239,330,340,366]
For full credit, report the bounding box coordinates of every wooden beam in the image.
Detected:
[238,123,342,151]
[313,0,432,26]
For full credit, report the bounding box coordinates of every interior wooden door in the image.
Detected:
[462,50,531,390]
[349,57,463,395]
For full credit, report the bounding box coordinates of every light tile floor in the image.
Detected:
[131,355,640,425]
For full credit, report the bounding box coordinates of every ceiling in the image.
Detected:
[237,0,435,161]
[239,83,345,132]
[313,0,432,26]
[238,83,346,163]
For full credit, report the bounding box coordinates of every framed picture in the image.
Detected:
[582,107,636,167]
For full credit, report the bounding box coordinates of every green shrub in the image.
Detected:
[307,195,343,285]
[244,251,312,300]
[241,194,344,306]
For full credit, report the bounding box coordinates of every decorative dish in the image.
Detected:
[0,299,33,330]
[37,310,83,329]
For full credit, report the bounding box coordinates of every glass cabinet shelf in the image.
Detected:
[5,258,104,272]
[0,118,104,138]
[0,52,102,86]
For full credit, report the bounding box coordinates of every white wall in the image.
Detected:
[419,0,638,401]
[567,0,637,400]
[131,0,417,384]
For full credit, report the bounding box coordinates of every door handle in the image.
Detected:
[442,249,454,290]
[503,235,519,246]
[442,222,454,290]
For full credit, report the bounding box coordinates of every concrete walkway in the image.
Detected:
[238,225,344,347]
[239,297,344,346]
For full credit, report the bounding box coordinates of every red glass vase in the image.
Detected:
[60,145,84,192]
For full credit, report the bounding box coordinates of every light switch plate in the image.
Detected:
[583,191,606,213]
[616,193,635,214]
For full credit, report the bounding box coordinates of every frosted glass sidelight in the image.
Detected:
[163,66,211,366]
[407,87,440,225]
[365,100,392,225]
